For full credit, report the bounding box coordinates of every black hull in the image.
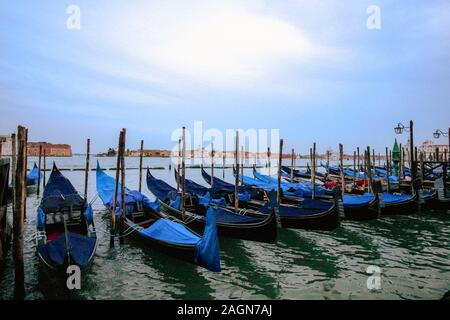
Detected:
[160,202,278,243]
[278,202,340,231]
[380,194,418,215]
[123,218,198,264]
[342,197,379,221]
[429,197,450,212]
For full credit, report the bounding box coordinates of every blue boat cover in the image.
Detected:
[202,168,236,193]
[253,170,327,196]
[84,204,94,222]
[321,163,341,175]
[382,193,413,204]
[258,198,333,217]
[146,169,178,201]
[175,169,209,197]
[194,207,221,272]
[342,193,375,208]
[96,162,160,215]
[242,174,314,197]
[38,232,97,268]
[169,195,181,210]
[198,192,227,206]
[27,163,40,186]
[212,207,267,224]
[41,165,85,212]
[36,207,45,229]
[139,219,201,245]
[343,169,366,179]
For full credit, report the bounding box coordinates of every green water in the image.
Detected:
[0,156,449,300]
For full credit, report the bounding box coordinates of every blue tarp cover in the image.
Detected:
[212,207,266,224]
[253,171,328,197]
[198,192,227,206]
[41,165,85,212]
[27,164,40,186]
[175,169,209,196]
[382,193,413,204]
[96,162,159,215]
[258,198,333,217]
[343,193,375,208]
[146,170,177,201]
[194,207,221,272]
[38,232,96,268]
[139,219,200,245]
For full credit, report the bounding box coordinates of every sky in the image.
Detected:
[0,0,449,153]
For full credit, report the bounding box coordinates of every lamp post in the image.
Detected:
[433,128,450,161]
[395,120,416,191]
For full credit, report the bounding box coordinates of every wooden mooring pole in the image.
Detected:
[312,143,317,199]
[23,129,28,221]
[43,149,46,188]
[177,138,181,192]
[241,146,244,185]
[138,140,144,193]
[277,139,284,205]
[211,144,215,189]
[357,147,360,171]
[110,131,123,247]
[119,129,126,245]
[181,127,186,221]
[385,147,391,193]
[366,147,373,193]
[84,139,90,201]
[11,133,16,213]
[290,148,295,181]
[37,145,42,196]
[234,131,240,213]
[13,125,27,299]
[339,144,345,196]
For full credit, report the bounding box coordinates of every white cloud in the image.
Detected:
[92,1,325,86]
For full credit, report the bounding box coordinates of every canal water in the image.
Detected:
[0,156,449,300]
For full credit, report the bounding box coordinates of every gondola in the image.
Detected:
[147,169,277,243]
[430,195,450,212]
[252,169,379,221]
[340,193,379,220]
[378,192,419,215]
[35,164,98,273]
[281,165,325,180]
[96,162,220,272]
[201,168,340,231]
[27,163,41,187]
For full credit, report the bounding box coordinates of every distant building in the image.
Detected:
[27,142,72,157]
[418,140,449,159]
[127,149,171,157]
[0,135,12,156]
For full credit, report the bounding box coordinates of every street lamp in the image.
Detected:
[394,120,416,191]
[433,128,450,161]
[394,123,406,134]
[433,129,448,139]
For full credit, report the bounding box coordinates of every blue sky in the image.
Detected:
[0,0,449,153]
